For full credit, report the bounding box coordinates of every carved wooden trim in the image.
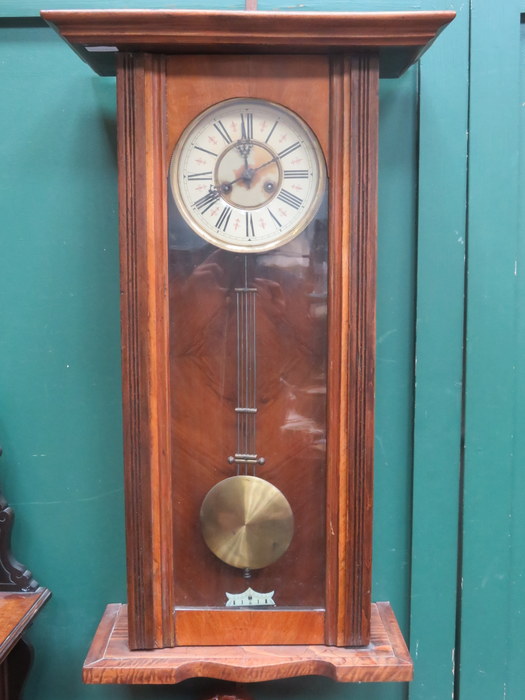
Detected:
[325,54,351,646]
[0,494,38,593]
[117,53,173,650]
[325,53,378,647]
[118,51,152,651]
[41,10,454,78]
[346,53,378,645]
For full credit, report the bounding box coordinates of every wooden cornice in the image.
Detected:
[41,9,455,78]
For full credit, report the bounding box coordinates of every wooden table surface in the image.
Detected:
[0,589,51,665]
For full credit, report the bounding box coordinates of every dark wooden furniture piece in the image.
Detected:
[42,8,454,685]
[0,475,50,700]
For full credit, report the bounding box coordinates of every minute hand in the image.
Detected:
[252,155,278,173]
[219,155,280,191]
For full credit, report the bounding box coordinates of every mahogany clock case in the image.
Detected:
[39,5,455,658]
[118,51,377,649]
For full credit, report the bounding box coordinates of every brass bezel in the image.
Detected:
[169,97,327,253]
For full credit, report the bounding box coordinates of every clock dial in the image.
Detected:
[169,98,326,253]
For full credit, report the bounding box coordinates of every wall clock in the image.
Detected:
[42,8,454,685]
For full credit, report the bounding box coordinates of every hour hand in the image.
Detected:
[219,165,255,194]
[240,113,253,143]
[236,114,254,166]
[236,138,252,171]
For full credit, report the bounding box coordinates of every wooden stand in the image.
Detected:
[83,603,412,684]
[0,478,50,700]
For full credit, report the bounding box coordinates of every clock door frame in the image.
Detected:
[118,50,377,650]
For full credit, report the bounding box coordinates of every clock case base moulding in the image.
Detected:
[40,8,455,684]
[82,603,413,684]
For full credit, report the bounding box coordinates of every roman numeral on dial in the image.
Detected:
[278,141,301,159]
[194,145,218,158]
[265,120,279,144]
[284,170,309,179]
[277,189,303,210]
[194,188,220,213]
[216,206,232,232]
[245,212,255,238]
[241,113,253,140]
[213,120,233,144]
[267,209,281,228]
[187,171,213,181]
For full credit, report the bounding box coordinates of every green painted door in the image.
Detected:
[0,2,523,698]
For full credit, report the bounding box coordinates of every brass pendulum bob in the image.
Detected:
[200,474,294,570]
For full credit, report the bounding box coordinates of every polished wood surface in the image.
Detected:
[0,590,51,699]
[117,53,174,650]
[0,591,50,665]
[166,54,329,158]
[324,55,378,646]
[83,602,412,684]
[41,10,455,78]
[174,610,325,647]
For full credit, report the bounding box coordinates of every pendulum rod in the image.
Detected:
[229,256,264,476]
[202,255,293,579]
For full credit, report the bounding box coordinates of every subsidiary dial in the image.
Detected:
[169,98,326,253]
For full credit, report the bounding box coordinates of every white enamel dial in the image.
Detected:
[169,98,326,253]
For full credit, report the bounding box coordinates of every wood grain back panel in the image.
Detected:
[166,55,330,160]
[168,237,328,612]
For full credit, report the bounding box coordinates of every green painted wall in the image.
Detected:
[0,2,523,699]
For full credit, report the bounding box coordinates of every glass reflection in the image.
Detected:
[168,189,328,608]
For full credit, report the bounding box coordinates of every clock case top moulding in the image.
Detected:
[41,8,454,686]
[41,9,453,78]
